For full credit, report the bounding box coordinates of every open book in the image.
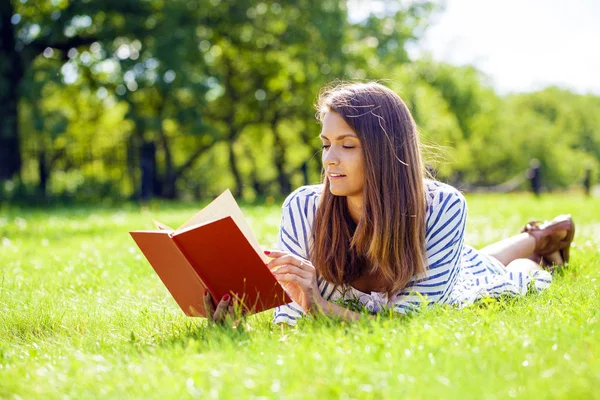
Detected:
[129,190,291,317]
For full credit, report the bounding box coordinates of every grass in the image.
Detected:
[0,193,599,399]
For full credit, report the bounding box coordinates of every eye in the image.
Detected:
[343,146,355,149]
[321,144,330,149]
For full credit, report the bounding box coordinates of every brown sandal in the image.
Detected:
[522,214,575,267]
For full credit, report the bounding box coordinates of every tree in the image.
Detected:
[2,0,153,184]
[0,1,24,180]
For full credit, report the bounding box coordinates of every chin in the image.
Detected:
[328,184,343,196]
[329,188,345,196]
[328,185,353,197]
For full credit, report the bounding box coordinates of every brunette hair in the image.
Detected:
[311,82,427,295]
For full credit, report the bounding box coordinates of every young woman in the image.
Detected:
[204,82,574,325]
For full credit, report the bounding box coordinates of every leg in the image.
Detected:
[479,233,537,267]
[506,258,543,274]
[522,215,574,264]
[480,215,573,268]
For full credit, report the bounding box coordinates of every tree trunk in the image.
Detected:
[153,95,178,199]
[127,135,140,199]
[140,141,156,201]
[245,147,264,196]
[161,176,177,199]
[271,118,291,195]
[158,132,177,199]
[303,116,321,184]
[227,139,243,198]
[220,57,245,198]
[301,162,309,187]
[38,150,48,196]
[0,1,23,180]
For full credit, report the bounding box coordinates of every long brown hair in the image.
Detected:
[311,82,427,295]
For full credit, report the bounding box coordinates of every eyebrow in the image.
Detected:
[319,134,359,140]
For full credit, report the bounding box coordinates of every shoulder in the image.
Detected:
[424,180,468,248]
[424,180,467,232]
[424,179,466,210]
[278,185,323,254]
[282,184,324,209]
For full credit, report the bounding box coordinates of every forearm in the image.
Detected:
[266,252,374,322]
[313,298,374,321]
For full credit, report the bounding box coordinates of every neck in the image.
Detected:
[346,195,363,223]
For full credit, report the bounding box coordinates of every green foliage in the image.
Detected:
[386,61,600,188]
[2,0,600,201]
[0,195,599,398]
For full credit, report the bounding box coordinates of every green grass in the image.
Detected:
[1,193,599,399]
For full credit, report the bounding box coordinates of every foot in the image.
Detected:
[539,250,564,273]
[522,215,574,258]
[528,250,563,270]
[544,250,564,266]
[526,252,542,265]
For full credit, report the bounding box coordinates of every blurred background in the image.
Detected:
[1,0,598,203]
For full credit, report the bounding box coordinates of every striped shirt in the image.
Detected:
[273,180,552,325]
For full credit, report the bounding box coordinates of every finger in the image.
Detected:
[274,273,310,286]
[263,250,289,259]
[213,294,231,323]
[267,254,307,271]
[266,254,297,270]
[295,259,315,272]
[273,264,312,279]
[204,290,216,318]
[270,259,314,276]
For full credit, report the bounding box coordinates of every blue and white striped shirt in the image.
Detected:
[273,180,552,325]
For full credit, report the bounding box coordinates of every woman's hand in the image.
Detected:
[203,290,243,325]
[265,250,326,314]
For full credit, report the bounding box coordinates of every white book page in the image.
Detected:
[175,190,269,263]
[153,219,174,231]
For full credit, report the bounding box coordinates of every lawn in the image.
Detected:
[1,193,599,399]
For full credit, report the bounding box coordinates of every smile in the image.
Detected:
[329,173,346,179]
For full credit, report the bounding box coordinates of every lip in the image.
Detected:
[328,173,346,179]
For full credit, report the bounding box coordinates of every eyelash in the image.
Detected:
[321,145,355,150]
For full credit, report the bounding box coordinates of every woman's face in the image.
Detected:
[320,112,365,198]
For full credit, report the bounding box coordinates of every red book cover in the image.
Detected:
[172,217,290,314]
[129,190,291,317]
[129,231,207,317]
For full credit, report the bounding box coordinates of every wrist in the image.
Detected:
[310,295,329,315]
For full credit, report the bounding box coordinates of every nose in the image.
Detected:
[323,146,340,166]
